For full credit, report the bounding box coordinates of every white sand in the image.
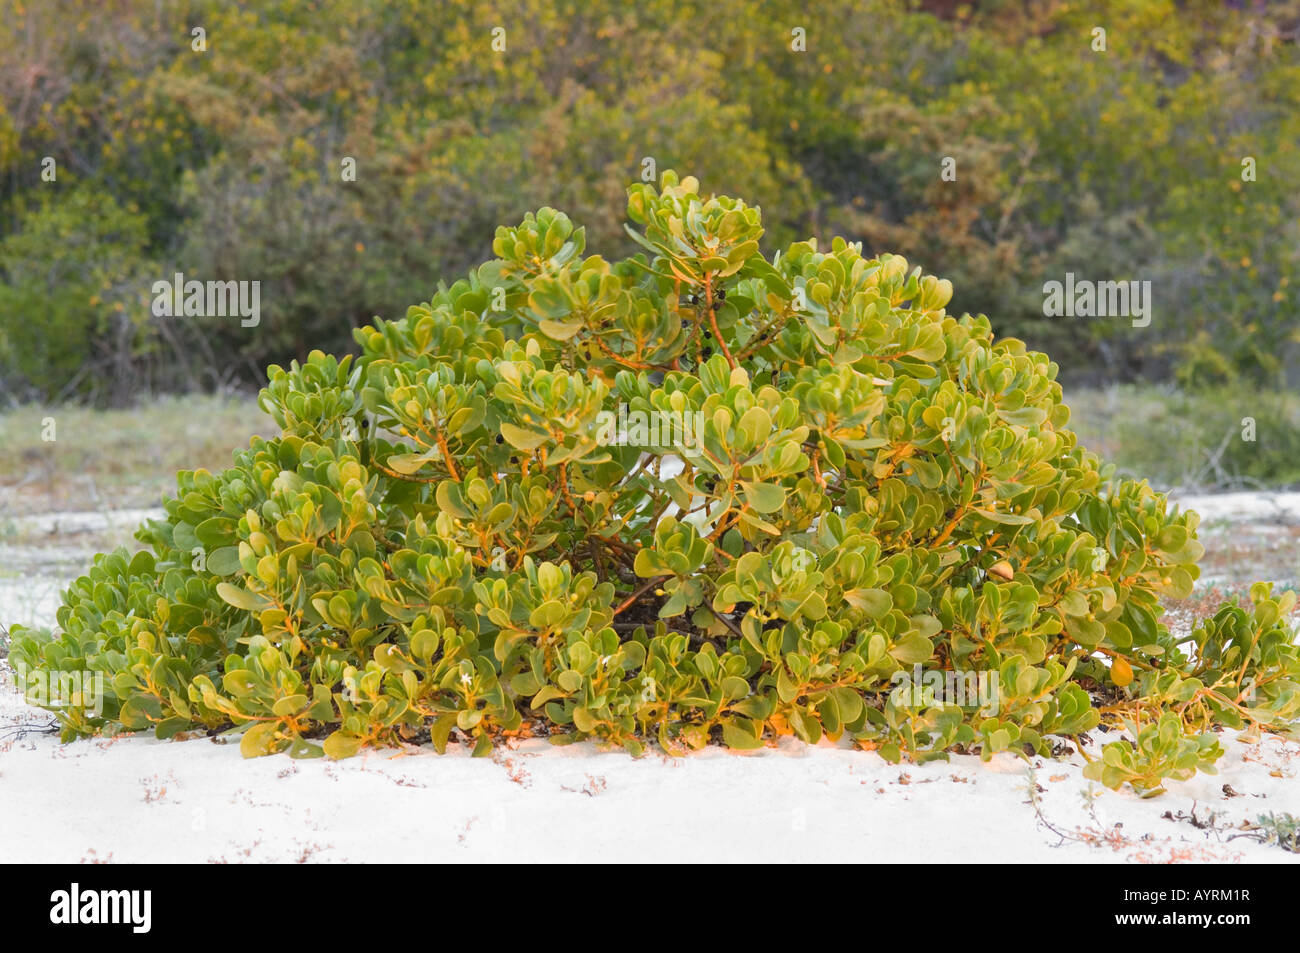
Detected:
[2,666,1298,863]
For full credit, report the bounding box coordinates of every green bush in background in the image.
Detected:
[0,187,158,403]
[2,0,1298,401]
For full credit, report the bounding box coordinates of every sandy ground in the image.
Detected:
[1,493,1297,864]
[2,679,1298,863]
[3,674,1299,864]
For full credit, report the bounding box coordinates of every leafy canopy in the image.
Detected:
[11,173,1299,793]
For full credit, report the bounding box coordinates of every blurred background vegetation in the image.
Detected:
[1,0,1297,488]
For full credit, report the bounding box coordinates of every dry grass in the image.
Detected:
[0,394,273,516]
[1063,384,1300,491]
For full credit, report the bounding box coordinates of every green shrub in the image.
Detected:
[0,188,158,403]
[9,174,1300,791]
